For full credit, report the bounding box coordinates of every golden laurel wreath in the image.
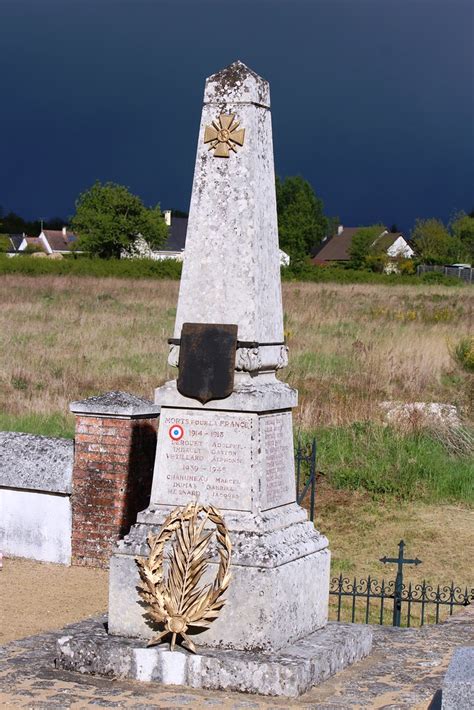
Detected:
[136,501,232,653]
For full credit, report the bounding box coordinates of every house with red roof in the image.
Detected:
[19,227,79,256]
[312,225,414,265]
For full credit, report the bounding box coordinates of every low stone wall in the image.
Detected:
[0,391,160,568]
[0,432,73,564]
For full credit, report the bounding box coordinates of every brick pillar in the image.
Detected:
[69,391,160,568]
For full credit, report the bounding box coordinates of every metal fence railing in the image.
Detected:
[417,264,473,282]
[295,436,317,522]
[329,540,473,627]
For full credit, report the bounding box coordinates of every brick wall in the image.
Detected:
[70,392,159,568]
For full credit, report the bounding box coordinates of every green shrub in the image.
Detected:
[0,254,183,279]
[281,262,465,286]
[420,271,461,286]
[452,337,474,372]
[0,253,467,287]
[299,423,474,503]
[0,234,11,252]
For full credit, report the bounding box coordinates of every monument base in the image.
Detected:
[56,616,373,698]
[108,503,330,652]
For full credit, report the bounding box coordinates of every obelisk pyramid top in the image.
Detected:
[204,60,270,108]
[171,59,284,373]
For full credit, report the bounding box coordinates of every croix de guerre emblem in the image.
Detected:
[203,113,245,157]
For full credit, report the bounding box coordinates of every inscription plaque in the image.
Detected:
[260,412,296,510]
[151,409,255,511]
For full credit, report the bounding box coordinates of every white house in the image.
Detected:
[19,227,78,256]
[313,225,415,265]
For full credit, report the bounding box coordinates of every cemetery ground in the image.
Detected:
[1,274,472,637]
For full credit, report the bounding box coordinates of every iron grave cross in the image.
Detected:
[380,539,422,626]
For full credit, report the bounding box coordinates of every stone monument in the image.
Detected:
[57,61,372,696]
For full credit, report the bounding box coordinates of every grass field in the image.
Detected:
[1,273,472,614]
[1,275,472,426]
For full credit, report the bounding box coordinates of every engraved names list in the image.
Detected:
[261,412,296,510]
[152,409,255,510]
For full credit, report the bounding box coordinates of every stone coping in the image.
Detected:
[70,391,160,419]
[155,379,297,413]
[0,431,73,494]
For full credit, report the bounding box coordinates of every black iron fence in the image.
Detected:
[295,435,317,522]
[329,540,473,627]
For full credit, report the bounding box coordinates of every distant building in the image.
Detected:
[121,211,187,261]
[18,227,79,256]
[19,236,45,253]
[312,225,414,265]
[1,233,25,256]
[8,234,24,252]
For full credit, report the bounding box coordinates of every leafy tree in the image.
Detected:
[1,210,27,234]
[0,210,43,235]
[0,234,11,252]
[71,182,168,259]
[276,175,327,262]
[411,218,464,264]
[349,225,385,268]
[326,215,341,241]
[450,212,474,262]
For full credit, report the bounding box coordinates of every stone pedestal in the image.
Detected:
[108,376,331,652]
[57,617,373,698]
[57,61,372,695]
[107,61,332,654]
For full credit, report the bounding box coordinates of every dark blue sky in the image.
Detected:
[1,0,473,233]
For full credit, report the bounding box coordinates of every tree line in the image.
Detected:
[2,180,473,266]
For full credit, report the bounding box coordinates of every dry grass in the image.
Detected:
[285,282,473,429]
[302,483,474,626]
[0,275,472,432]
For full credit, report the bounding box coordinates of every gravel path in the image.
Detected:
[0,609,472,708]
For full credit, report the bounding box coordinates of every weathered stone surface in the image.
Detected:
[0,432,73,563]
[150,408,295,514]
[205,60,270,107]
[70,391,160,418]
[380,401,462,429]
[108,511,330,651]
[107,62,330,657]
[155,375,297,412]
[0,431,73,493]
[1,608,473,707]
[151,409,256,511]
[171,61,284,373]
[56,617,372,697]
[442,646,474,710]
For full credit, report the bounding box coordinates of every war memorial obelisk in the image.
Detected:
[58,61,372,696]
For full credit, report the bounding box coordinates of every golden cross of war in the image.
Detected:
[203,113,245,158]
